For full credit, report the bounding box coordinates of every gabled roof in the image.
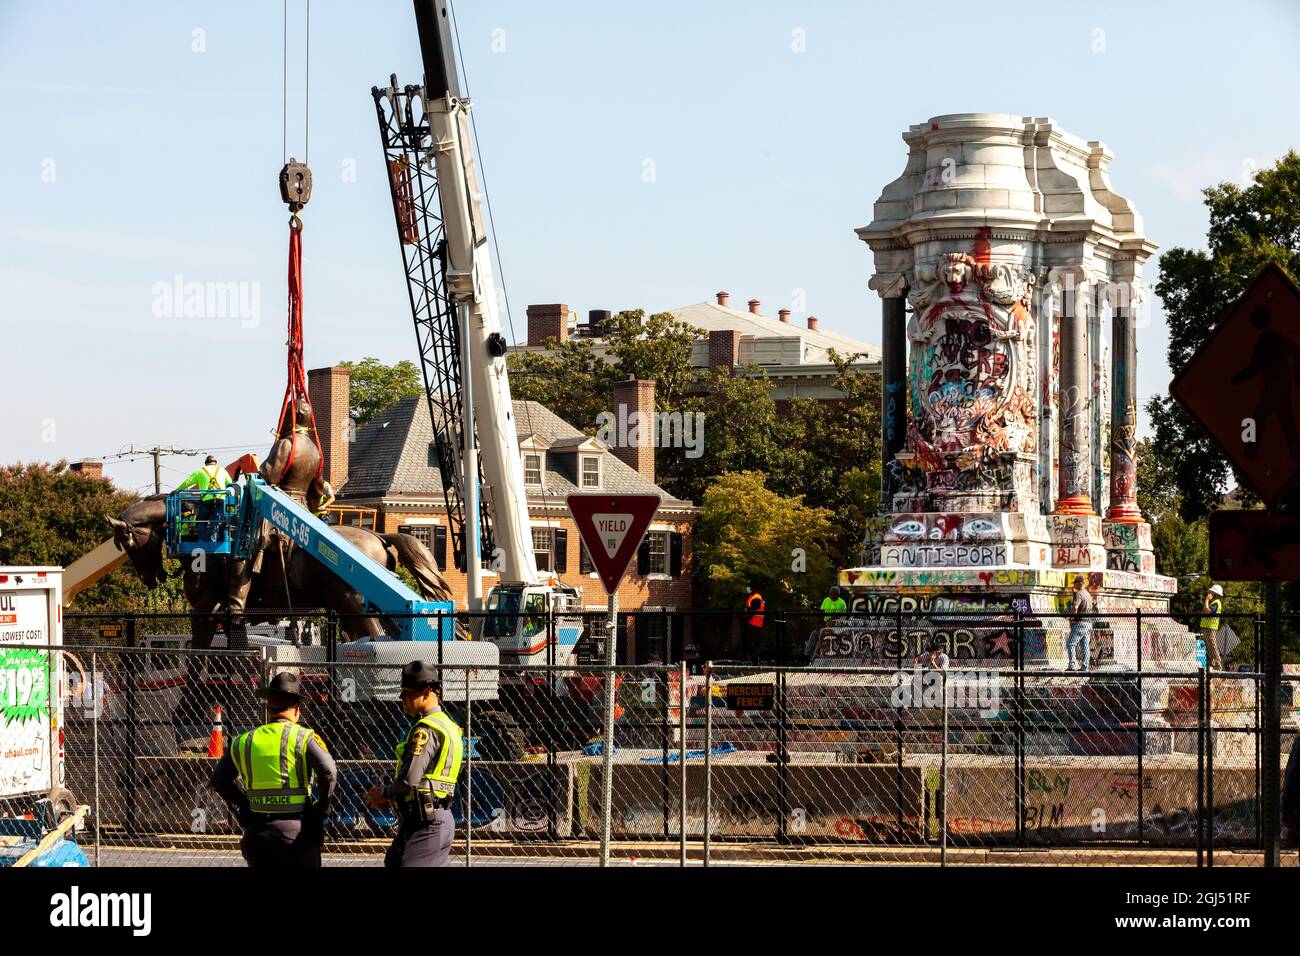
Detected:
[341,396,688,504]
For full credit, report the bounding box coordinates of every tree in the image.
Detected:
[340,357,424,426]
[507,309,698,432]
[779,350,882,567]
[659,366,797,506]
[692,471,837,610]
[1146,151,1300,520]
[1134,437,1180,520]
[0,461,187,612]
[508,336,620,431]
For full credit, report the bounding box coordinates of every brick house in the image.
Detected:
[312,367,697,663]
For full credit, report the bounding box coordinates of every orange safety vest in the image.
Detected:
[746,593,765,628]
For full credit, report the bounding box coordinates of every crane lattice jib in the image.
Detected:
[371,80,494,571]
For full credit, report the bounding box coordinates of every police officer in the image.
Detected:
[364,661,462,867]
[209,672,337,868]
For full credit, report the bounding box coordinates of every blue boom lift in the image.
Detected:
[164,476,453,641]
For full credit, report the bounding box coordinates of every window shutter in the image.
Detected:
[669,532,683,577]
[636,537,650,575]
[580,541,594,574]
[433,525,448,571]
[554,529,568,573]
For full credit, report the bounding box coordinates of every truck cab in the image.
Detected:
[481,583,590,667]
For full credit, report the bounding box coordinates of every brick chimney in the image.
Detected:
[779,309,791,324]
[69,460,103,480]
[708,329,740,372]
[308,365,352,489]
[716,291,730,308]
[526,303,570,346]
[611,376,656,483]
[748,299,761,315]
[807,315,819,331]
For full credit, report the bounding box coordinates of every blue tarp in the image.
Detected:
[639,743,738,763]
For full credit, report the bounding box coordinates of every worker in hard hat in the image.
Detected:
[177,455,233,541]
[209,671,337,868]
[1199,584,1226,670]
[364,660,462,867]
[314,478,335,522]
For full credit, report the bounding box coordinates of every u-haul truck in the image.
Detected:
[0,568,64,802]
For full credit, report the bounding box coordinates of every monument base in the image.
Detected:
[821,565,1194,671]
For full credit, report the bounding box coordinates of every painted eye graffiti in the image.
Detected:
[891,520,925,540]
[963,519,999,539]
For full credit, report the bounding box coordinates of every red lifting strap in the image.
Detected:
[274,220,323,479]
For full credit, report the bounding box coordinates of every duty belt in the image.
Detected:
[401,789,454,825]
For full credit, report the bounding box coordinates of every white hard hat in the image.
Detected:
[1208,584,1224,596]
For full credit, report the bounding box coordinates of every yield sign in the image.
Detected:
[1170,263,1300,506]
[566,494,661,593]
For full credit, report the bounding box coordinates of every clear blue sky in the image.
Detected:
[2,0,1298,493]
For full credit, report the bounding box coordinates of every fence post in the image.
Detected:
[894,607,904,840]
[661,661,670,839]
[679,660,687,867]
[1013,609,1024,848]
[1197,663,1205,867]
[125,613,137,839]
[777,660,789,845]
[1207,670,1215,867]
[1136,608,1144,846]
[92,649,100,868]
[941,668,948,867]
[704,665,713,868]
[546,608,558,844]
[465,667,473,868]
[1255,613,1264,850]
[1263,581,1282,867]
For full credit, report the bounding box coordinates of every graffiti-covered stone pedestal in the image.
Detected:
[829,566,1189,670]
[831,113,1187,670]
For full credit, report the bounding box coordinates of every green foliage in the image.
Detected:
[0,461,188,612]
[340,356,424,426]
[507,310,698,432]
[692,471,836,609]
[508,337,620,431]
[603,310,699,404]
[1151,150,1300,520]
[662,367,794,504]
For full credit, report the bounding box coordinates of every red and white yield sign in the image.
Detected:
[566,494,661,593]
[1170,263,1300,506]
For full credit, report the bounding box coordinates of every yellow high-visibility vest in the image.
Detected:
[395,710,463,800]
[229,722,314,813]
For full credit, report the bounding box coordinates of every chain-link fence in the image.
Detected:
[11,605,1290,866]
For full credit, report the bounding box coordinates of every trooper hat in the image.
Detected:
[256,671,303,701]
[400,660,442,694]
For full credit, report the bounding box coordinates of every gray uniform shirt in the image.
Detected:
[209,717,338,819]
[381,708,449,803]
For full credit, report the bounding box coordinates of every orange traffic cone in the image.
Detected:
[207,705,224,758]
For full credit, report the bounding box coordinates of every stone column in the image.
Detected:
[1106,280,1142,522]
[1054,270,1095,515]
[874,272,908,509]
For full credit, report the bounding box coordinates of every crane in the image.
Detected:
[372,0,587,666]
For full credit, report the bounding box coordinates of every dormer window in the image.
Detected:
[581,455,600,488]
[524,452,543,487]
